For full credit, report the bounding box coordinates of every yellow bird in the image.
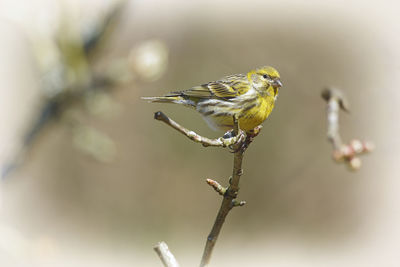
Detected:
[143,66,282,133]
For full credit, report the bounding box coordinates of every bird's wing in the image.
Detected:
[175,74,250,99]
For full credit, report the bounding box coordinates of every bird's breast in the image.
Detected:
[238,95,275,131]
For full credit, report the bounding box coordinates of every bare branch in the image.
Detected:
[154,111,244,147]
[322,87,374,171]
[152,111,256,267]
[154,242,180,267]
[154,111,245,148]
[200,115,249,267]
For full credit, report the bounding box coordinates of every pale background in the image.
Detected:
[0,0,399,266]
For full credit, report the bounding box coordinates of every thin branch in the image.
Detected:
[154,111,245,148]
[321,87,374,171]
[153,112,253,267]
[154,242,180,267]
[199,115,247,267]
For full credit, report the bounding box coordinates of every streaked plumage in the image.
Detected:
[143,66,282,132]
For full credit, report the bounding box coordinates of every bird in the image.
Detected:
[143,66,282,133]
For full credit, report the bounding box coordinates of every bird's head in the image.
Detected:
[248,66,282,95]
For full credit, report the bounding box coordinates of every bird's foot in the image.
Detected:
[219,129,246,149]
[230,125,263,153]
[222,129,236,139]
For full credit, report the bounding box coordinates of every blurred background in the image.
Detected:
[0,0,399,266]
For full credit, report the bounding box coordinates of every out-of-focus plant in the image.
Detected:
[2,1,169,178]
[129,39,169,82]
[322,87,374,170]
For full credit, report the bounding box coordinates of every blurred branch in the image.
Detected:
[2,1,129,179]
[153,112,256,267]
[321,87,374,171]
[83,0,128,60]
[154,242,180,267]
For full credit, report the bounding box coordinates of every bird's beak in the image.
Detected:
[272,78,283,88]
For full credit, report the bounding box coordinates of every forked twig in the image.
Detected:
[322,87,374,170]
[152,111,252,267]
[200,115,246,267]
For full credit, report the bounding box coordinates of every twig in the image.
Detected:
[154,111,245,148]
[321,87,374,171]
[153,112,252,267]
[200,144,244,266]
[154,242,180,267]
[199,115,247,267]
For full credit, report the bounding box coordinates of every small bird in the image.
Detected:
[143,66,282,133]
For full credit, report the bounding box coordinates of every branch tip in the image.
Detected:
[154,241,180,267]
[154,111,168,122]
[322,87,350,112]
[322,87,373,171]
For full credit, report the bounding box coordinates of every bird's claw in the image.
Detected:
[218,129,246,148]
[228,125,263,153]
[226,131,247,153]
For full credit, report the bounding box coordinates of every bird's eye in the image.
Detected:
[262,74,269,79]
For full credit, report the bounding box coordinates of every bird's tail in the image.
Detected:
[141,95,181,103]
[141,95,195,107]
